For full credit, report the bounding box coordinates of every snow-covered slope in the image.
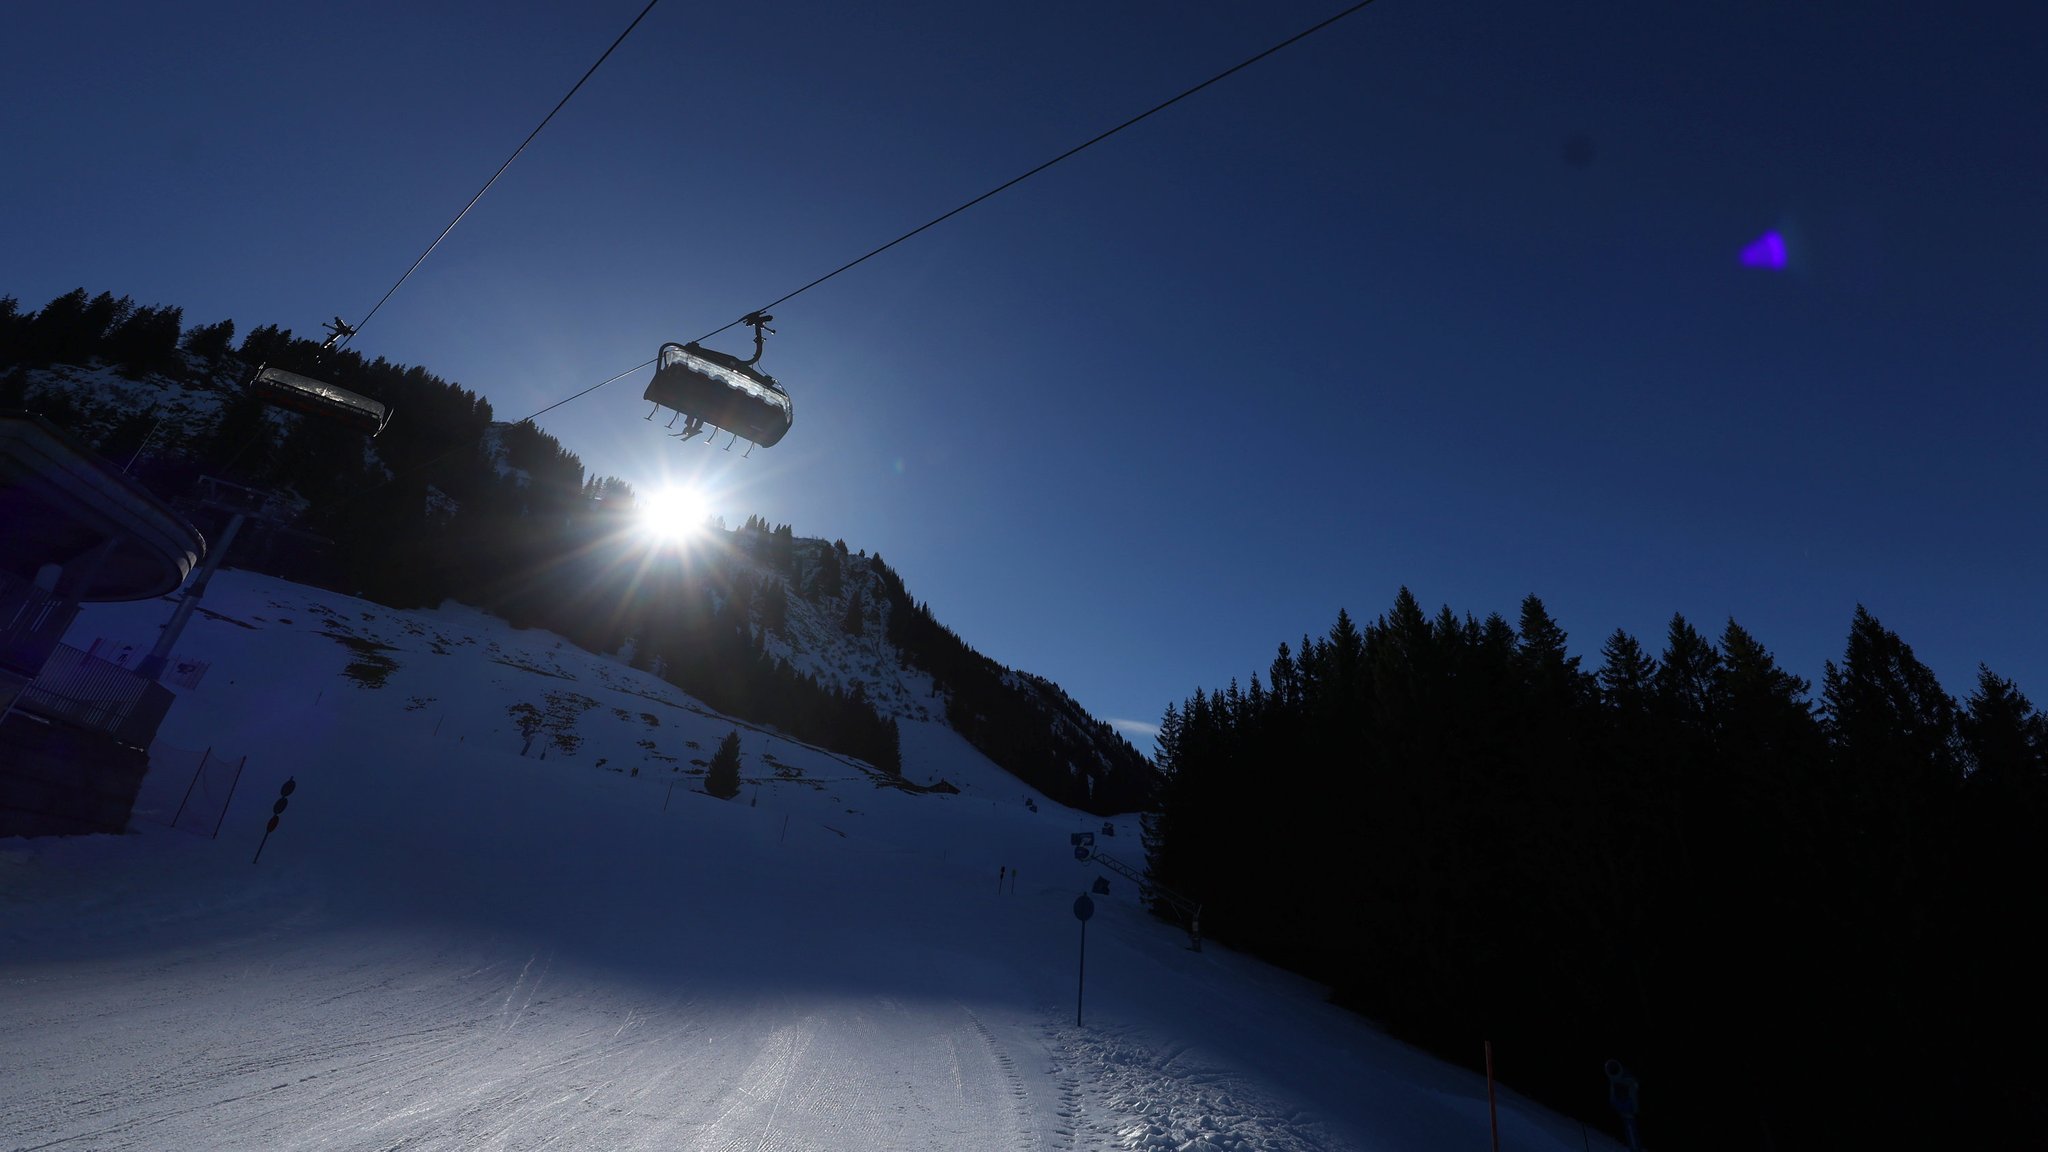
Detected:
[1,571,1614,1151]
[7,359,237,446]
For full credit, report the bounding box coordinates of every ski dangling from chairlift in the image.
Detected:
[245,317,393,438]
[644,312,794,455]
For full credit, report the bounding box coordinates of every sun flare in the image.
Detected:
[637,485,711,541]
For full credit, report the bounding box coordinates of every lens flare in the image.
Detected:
[638,485,710,541]
[1740,231,1787,269]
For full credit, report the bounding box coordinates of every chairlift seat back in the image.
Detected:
[249,366,392,437]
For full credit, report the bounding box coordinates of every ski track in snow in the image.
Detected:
[3,932,1035,1151]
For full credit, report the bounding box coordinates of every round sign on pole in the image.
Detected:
[266,814,280,832]
[1073,894,1094,922]
[272,797,289,815]
[280,778,296,797]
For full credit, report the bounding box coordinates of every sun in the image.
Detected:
[637,484,712,541]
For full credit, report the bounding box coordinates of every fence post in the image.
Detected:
[171,746,212,828]
[210,756,248,839]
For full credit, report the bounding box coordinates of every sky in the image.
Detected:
[3,0,2044,744]
[2,568,1621,1150]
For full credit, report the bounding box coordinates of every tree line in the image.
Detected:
[1144,589,2044,1148]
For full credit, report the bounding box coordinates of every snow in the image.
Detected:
[2,570,1617,1151]
[15,362,232,447]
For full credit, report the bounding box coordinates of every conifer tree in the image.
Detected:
[1513,594,1586,694]
[1595,628,1657,713]
[1654,613,1721,731]
[82,291,133,353]
[1812,607,1968,1138]
[238,322,295,366]
[20,288,91,365]
[1328,605,1365,705]
[758,577,788,636]
[0,295,23,363]
[180,318,236,364]
[880,717,902,776]
[1822,605,1961,788]
[705,730,742,799]
[723,575,754,628]
[1960,665,2046,794]
[106,303,182,377]
[1715,618,1819,769]
[812,545,842,599]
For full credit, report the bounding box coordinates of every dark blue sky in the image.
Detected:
[5,1,2043,744]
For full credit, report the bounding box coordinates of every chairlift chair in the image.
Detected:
[644,312,794,452]
[247,365,392,438]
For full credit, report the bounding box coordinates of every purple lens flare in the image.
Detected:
[1741,231,1787,269]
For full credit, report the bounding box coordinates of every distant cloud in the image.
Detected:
[1109,718,1160,739]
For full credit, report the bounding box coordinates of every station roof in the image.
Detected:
[0,412,204,601]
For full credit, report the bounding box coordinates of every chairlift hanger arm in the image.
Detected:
[320,316,357,352]
[740,312,773,368]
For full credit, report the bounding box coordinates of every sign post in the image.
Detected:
[252,777,295,865]
[1073,893,1094,1026]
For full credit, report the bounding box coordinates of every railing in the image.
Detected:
[13,643,174,747]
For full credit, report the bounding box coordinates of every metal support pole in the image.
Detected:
[1076,917,1088,1026]
[139,511,246,680]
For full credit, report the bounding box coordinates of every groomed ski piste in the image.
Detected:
[3,570,1619,1151]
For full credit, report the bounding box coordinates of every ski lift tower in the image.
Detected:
[134,477,302,680]
[137,351,390,680]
